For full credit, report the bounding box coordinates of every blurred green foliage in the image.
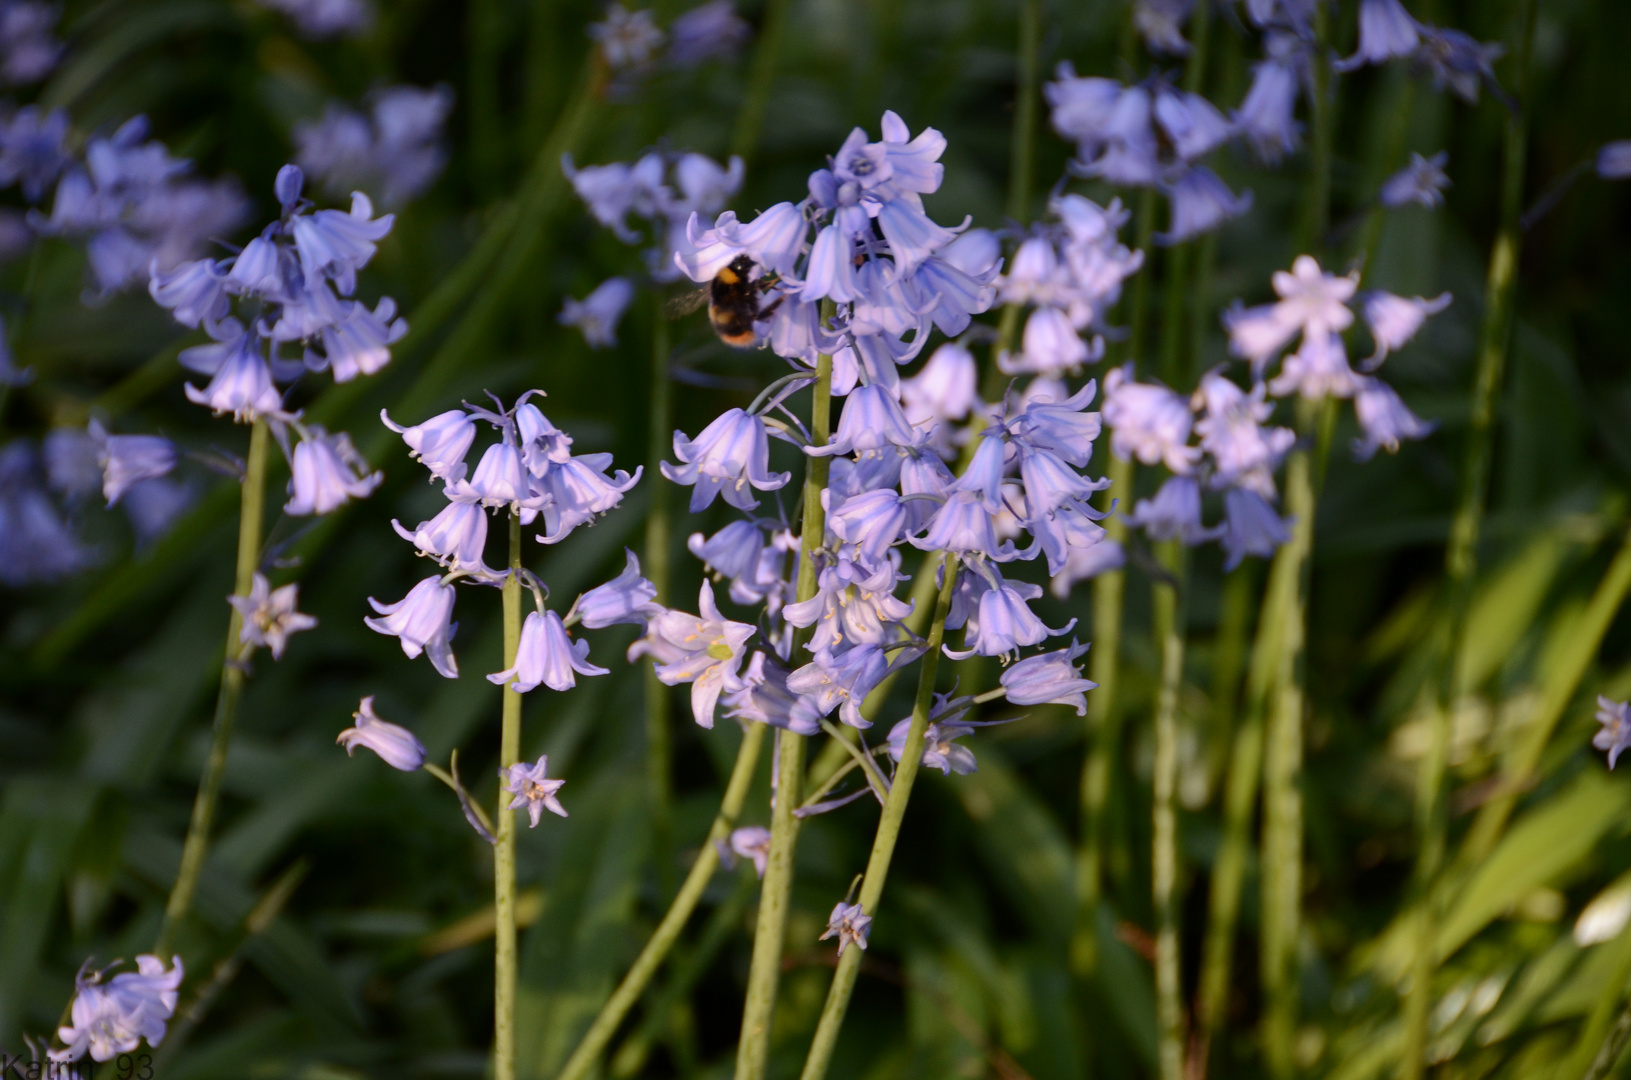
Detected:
[4,0,1631,1076]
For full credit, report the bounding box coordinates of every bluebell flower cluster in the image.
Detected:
[294,85,453,208]
[1337,0,1507,105]
[371,391,643,683]
[1046,66,1252,245]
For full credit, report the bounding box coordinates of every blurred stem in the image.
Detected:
[1400,4,1537,1076]
[1124,188,1158,367]
[1565,919,1631,1080]
[1006,0,1041,224]
[554,723,765,1080]
[468,0,505,200]
[1294,0,1334,255]
[1159,244,1191,386]
[1261,398,1318,1079]
[1152,539,1188,1080]
[730,0,792,167]
[797,554,961,1080]
[736,351,831,1080]
[1072,452,1131,976]
[1196,566,1264,1052]
[495,509,524,1080]
[647,297,675,900]
[155,416,268,958]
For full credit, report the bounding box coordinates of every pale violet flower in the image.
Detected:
[819,901,872,957]
[1362,290,1451,365]
[228,572,317,659]
[1128,475,1216,546]
[787,644,895,729]
[667,0,750,67]
[1266,329,1361,400]
[502,754,569,825]
[901,341,978,427]
[574,548,661,628]
[661,408,791,511]
[382,408,476,482]
[1102,363,1200,474]
[998,304,1100,376]
[1335,0,1421,73]
[366,575,460,678]
[1235,53,1302,165]
[294,85,452,207]
[945,573,1076,662]
[1224,254,1358,381]
[1412,25,1504,105]
[487,610,608,693]
[559,276,636,349]
[627,581,755,728]
[1598,141,1631,181]
[725,825,771,877]
[1220,487,1291,570]
[1000,639,1096,713]
[1192,370,1295,491]
[886,716,980,776]
[1351,376,1435,460]
[285,428,382,515]
[89,419,175,507]
[392,490,491,574]
[0,104,68,200]
[807,383,923,458]
[0,440,95,585]
[1153,84,1235,163]
[1156,166,1252,246]
[257,0,371,38]
[723,651,824,736]
[181,323,283,421]
[1134,0,1191,56]
[0,2,61,87]
[337,696,426,771]
[52,955,182,1064]
[590,4,664,69]
[1050,537,1125,599]
[1595,697,1631,770]
[1380,151,1450,209]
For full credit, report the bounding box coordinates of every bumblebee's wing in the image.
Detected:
[663,286,710,319]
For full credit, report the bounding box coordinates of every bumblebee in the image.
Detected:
[667,255,782,348]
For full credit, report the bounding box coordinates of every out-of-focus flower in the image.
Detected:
[590,3,664,69]
[1335,0,1421,72]
[559,276,636,348]
[1351,376,1435,460]
[1156,166,1252,246]
[1595,697,1631,770]
[0,440,95,585]
[667,0,750,66]
[0,104,67,199]
[1362,291,1451,365]
[1102,363,1200,474]
[0,1,62,86]
[1597,141,1631,181]
[51,955,182,1063]
[228,572,317,659]
[725,825,771,877]
[1219,487,1291,569]
[257,0,371,38]
[1050,539,1125,599]
[1134,0,1191,55]
[819,901,872,956]
[1235,44,1303,164]
[1128,475,1216,545]
[502,755,569,825]
[295,85,453,207]
[337,696,426,771]
[1380,151,1450,209]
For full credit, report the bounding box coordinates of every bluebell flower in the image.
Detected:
[1223,255,1357,380]
[1128,475,1217,545]
[886,716,980,775]
[1380,151,1450,209]
[783,557,913,654]
[1156,166,1253,246]
[0,440,94,585]
[1267,330,1360,400]
[1235,49,1303,164]
[337,696,426,771]
[1017,443,1110,512]
[1595,697,1631,769]
[89,419,176,507]
[787,643,895,728]
[121,477,193,546]
[1083,85,1162,187]
[808,383,923,458]
[819,901,872,956]
[1351,376,1435,460]
[534,452,642,543]
[0,1,61,86]
[1335,0,1421,73]
[0,104,67,200]
[1025,500,1112,578]
[285,428,381,516]
[724,651,824,736]
[382,407,476,482]
[1361,290,1450,365]
[575,548,661,628]
[514,401,574,477]
[1046,64,1123,149]
[1412,25,1503,104]
[366,576,460,678]
[1154,84,1236,162]
[898,447,956,530]
[1102,364,1200,474]
[662,408,791,512]
[559,276,636,349]
[1135,0,1192,56]
[316,296,407,382]
[689,519,762,581]
[258,0,372,39]
[724,825,772,878]
[457,437,527,509]
[181,322,284,421]
[228,572,318,659]
[1009,380,1103,467]
[1193,370,1295,492]
[393,490,491,574]
[43,426,101,500]
[999,304,1100,376]
[562,155,653,244]
[489,610,608,693]
[628,582,756,728]
[51,955,182,1064]
[912,489,1021,562]
[902,342,978,429]
[502,755,569,824]
[590,4,665,69]
[1219,487,1291,570]
[1001,639,1097,712]
[147,258,230,328]
[1050,538,1125,599]
[667,0,750,66]
[828,489,910,569]
[1239,0,1315,31]
[946,570,1075,661]
[289,190,395,296]
[1597,142,1631,181]
[294,85,453,208]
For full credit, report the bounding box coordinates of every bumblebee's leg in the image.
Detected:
[755,293,786,323]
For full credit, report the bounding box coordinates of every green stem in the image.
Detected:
[729,0,792,167]
[1294,1,1334,255]
[554,722,765,1080]
[1006,0,1041,225]
[1152,540,1188,1080]
[1124,189,1159,367]
[797,553,961,1080]
[646,296,676,899]
[736,352,832,1080]
[494,510,524,1080]
[1399,4,1537,1075]
[154,416,270,957]
[1563,920,1631,1080]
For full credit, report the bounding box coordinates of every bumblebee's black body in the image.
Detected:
[709,255,771,347]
